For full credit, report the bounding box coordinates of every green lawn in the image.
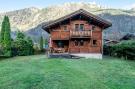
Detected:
[0,55,135,89]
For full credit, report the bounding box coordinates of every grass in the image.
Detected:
[0,55,135,89]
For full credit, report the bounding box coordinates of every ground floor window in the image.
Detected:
[92,40,97,46]
[57,41,64,48]
[74,40,79,46]
[80,40,84,46]
[74,40,84,46]
[64,25,67,31]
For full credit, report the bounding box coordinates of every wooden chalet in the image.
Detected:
[42,9,112,59]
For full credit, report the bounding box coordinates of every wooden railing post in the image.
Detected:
[70,30,91,38]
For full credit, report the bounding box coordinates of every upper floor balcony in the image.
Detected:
[70,30,92,38]
[51,30,70,40]
[51,30,92,40]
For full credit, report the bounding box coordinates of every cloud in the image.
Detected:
[88,1,97,5]
[124,3,135,9]
[130,4,135,8]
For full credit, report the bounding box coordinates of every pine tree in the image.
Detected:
[27,37,34,55]
[17,31,25,39]
[13,32,28,56]
[0,16,6,44]
[44,39,48,48]
[3,16,11,57]
[40,36,43,51]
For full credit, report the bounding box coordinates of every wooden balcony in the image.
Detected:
[70,30,91,38]
[51,30,92,40]
[51,30,70,40]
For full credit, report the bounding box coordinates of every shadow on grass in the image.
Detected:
[0,55,12,61]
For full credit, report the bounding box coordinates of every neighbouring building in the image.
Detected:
[42,9,112,59]
[104,39,119,46]
[120,34,135,41]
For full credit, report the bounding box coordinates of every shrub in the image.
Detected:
[12,32,34,56]
[0,44,3,56]
[107,40,135,60]
[103,45,111,56]
[12,39,30,56]
[27,37,34,55]
[33,43,45,55]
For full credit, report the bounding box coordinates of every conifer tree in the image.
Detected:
[0,16,6,44]
[3,16,11,56]
[27,37,34,55]
[40,36,43,51]
[44,39,48,48]
[17,31,25,39]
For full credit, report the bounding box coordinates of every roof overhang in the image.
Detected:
[42,9,112,33]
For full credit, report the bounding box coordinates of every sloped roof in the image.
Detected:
[42,9,112,33]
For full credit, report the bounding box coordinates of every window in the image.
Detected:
[80,40,84,46]
[92,25,96,30]
[74,40,84,46]
[75,24,79,31]
[74,40,79,46]
[80,24,84,31]
[93,40,97,46]
[64,26,67,31]
[75,24,84,31]
[58,41,64,48]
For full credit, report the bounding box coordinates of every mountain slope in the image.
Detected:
[0,2,135,41]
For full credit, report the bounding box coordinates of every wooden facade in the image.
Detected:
[42,9,112,57]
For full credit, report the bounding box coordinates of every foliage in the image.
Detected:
[27,37,34,55]
[0,16,12,57]
[103,45,111,56]
[104,40,135,60]
[33,43,41,54]
[12,32,34,56]
[44,39,48,48]
[40,36,43,51]
[16,31,25,39]
[0,44,3,56]
[12,39,29,56]
[0,16,6,44]
[112,40,135,60]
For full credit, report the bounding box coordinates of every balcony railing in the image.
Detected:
[51,30,92,40]
[51,30,70,40]
[70,30,92,38]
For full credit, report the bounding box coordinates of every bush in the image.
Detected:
[12,39,29,56]
[11,32,34,56]
[0,44,3,56]
[103,45,111,56]
[104,40,135,60]
[33,43,47,55]
[27,37,34,55]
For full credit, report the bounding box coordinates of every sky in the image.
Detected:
[0,0,135,12]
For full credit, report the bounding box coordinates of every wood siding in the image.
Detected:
[50,19,103,54]
[51,30,70,40]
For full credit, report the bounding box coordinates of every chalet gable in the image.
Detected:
[42,9,112,33]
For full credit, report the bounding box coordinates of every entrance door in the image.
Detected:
[74,39,85,53]
[70,39,89,53]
